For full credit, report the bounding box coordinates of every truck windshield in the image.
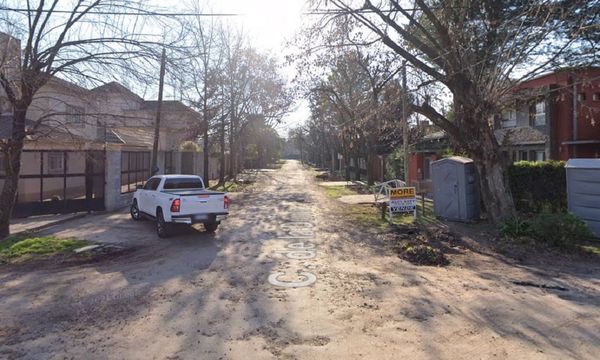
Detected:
[163,178,203,190]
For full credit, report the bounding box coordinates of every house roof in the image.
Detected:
[518,66,600,85]
[91,81,144,102]
[141,100,201,116]
[110,126,154,147]
[422,130,447,140]
[494,127,548,146]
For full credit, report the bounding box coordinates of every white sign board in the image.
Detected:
[388,186,417,223]
[389,198,417,213]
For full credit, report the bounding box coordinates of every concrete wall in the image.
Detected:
[104,150,133,211]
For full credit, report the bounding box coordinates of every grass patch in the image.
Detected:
[324,185,357,199]
[0,234,88,262]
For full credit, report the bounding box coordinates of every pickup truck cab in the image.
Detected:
[130,175,229,237]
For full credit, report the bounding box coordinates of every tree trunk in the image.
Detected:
[366,150,374,185]
[228,114,235,179]
[0,107,27,239]
[471,133,516,223]
[0,149,22,239]
[203,126,210,184]
[218,116,226,184]
[455,99,516,223]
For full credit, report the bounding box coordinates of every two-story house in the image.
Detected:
[408,67,600,186]
[0,32,219,218]
[496,67,600,161]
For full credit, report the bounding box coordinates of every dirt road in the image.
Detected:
[2,160,600,359]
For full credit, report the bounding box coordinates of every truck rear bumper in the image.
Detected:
[171,213,228,225]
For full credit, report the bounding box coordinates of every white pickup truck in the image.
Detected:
[130,175,229,237]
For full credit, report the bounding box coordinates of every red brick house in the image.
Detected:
[408,67,600,185]
[497,67,600,161]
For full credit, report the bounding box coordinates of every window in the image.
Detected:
[66,105,84,125]
[577,93,586,102]
[359,158,366,170]
[519,151,528,161]
[121,151,150,193]
[535,151,545,162]
[531,100,546,126]
[47,152,65,173]
[593,93,600,101]
[163,177,204,190]
[423,157,432,180]
[501,109,517,128]
[143,177,161,191]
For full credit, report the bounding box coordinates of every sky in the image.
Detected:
[215,0,312,137]
[162,0,313,137]
[214,0,311,136]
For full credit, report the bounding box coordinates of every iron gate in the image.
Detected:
[2,150,106,218]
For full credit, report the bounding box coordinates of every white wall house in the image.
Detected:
[0,32,222,217]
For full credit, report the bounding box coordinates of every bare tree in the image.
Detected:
[0,0,177,238]
[220,31,292,180]
[312,0,598,222]
[183,5,223,184]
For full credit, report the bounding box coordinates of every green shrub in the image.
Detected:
[501,217,530,238]
[508,161,567,213]
[501,213,593,249]
[529,213,593,248]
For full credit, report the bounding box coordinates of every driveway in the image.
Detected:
[1,160,600,359]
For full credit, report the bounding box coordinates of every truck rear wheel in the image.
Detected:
[130,200,142,221]
[156,209,171,238]
[204,222,219,233]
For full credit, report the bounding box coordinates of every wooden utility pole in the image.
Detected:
[402,61,410,184]
[151,47,166,175]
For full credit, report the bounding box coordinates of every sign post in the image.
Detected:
[388,187,417,224]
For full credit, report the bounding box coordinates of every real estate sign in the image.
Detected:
[388,186,417,222]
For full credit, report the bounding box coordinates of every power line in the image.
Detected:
[0,6,456,17]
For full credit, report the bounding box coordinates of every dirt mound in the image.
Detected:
[389,226,462,266]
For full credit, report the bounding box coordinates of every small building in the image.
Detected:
[565,159,600,237]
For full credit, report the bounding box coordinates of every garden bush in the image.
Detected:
[528,213,593,248]
[501,217,530,238]
[508,161,567,213]
[501,213,593,248]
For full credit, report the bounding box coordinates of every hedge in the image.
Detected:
[508,160,567,213]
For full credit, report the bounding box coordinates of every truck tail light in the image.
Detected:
[171,198,181,213]
[224,196,230,209]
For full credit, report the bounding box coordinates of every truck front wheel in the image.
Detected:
[204,222,219,233]
[156,209,172,238]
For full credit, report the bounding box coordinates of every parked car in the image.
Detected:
[130,175,229,237]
